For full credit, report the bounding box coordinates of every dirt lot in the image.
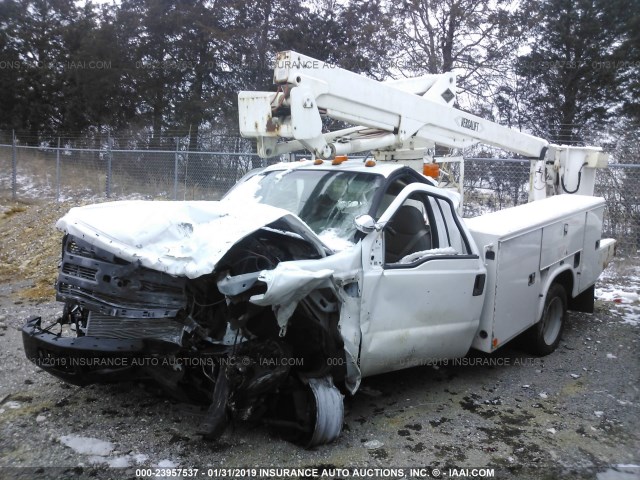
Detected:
[0,200,638,480]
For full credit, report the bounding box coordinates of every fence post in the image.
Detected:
[106,133,112,198]
[56,137,61,202]
[11,130,17,201]
[174,138,179,200]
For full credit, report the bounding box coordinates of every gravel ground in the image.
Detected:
[0,201,638,480]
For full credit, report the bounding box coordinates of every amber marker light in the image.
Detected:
[365,159,376,167]
[423,161,440,179]
[332,155,348,165]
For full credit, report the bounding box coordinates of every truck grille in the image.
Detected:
[57,235,187,318]
[86,312,184,344]
[62,263,98,281]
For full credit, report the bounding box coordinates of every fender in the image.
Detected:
[536,264,577,320]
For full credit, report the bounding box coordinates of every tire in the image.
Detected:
[525,283,567,356]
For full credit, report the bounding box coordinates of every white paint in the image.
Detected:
[465,195,604,238]
[251,263,334,330]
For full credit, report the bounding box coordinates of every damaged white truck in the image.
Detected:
[22,52,616,446]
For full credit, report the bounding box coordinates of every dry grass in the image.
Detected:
[0,200,70,301]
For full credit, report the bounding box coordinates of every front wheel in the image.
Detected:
[525,283,567,356]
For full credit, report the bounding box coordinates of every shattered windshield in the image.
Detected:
[223,169,383,247]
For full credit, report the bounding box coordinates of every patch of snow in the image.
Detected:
[594,411,604,417]
[59,435,114,456]
[397,247,457,264]
[56,200,321,278]
[546,428,556,434]
[5,401,22,409]
[220,175,263,203]
[318,228,355,252]
[157,459,179,468]
[606,353,617,359]
[87,452,149,468]
[363,440,384,449]
[106,456,131,468]
[87,455,131,468]
[539,392,548,399]
[596,288,639,304]
[36,415,46,422]
[133,453,149,464]
[272,160,315,181]
[570,373,581,379]
[595,275,640,327]
[260,226,304,240]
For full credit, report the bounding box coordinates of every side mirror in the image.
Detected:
[354,214,378,234]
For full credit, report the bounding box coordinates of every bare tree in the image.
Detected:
[396,0,524,109]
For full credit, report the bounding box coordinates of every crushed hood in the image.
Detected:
[56,200,328,278]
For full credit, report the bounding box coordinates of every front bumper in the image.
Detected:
[22,316,178,386]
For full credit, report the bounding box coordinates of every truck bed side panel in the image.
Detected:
[472,230,542,352]
[466,195,609,353]
[579,205,607,292]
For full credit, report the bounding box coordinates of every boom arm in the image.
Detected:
[238,51,608,199]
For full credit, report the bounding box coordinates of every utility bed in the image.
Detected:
[465,195,615,353]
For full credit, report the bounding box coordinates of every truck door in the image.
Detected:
[359,186,485,377]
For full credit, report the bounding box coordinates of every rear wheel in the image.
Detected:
[525,283,567,356]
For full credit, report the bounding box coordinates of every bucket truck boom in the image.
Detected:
[238,51,609,201]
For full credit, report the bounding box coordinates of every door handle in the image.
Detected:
[473,274,486,296]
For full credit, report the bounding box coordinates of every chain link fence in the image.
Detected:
[1,142,638,255]
[0,143,272,202]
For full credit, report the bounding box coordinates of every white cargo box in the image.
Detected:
[465,195,606,353]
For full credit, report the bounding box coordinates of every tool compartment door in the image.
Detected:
[540,213,585,270]
[491,229,543,349]
[579,205,606,291]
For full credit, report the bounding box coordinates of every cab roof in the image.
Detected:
[262,159,415,179]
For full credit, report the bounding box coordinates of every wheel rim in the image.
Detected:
[542,296,563,345]
[307,377,344,447]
